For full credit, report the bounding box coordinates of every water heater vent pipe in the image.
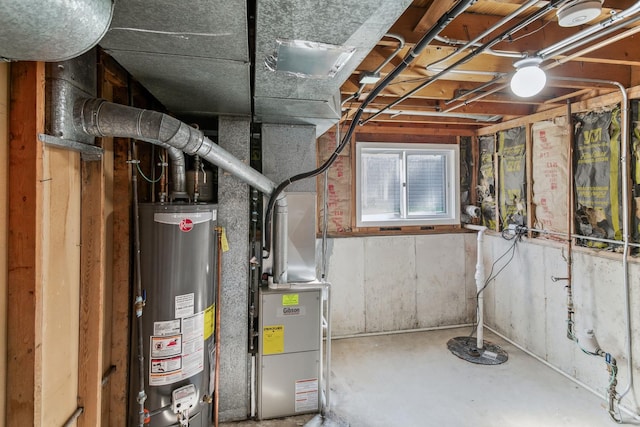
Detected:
[74,98,290,283]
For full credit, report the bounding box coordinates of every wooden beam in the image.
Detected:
[352,121,477,137]
[477,84,640,135]
[7,61,45,426]
[413,0,457,33]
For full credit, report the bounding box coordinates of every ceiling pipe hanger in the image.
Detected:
[442,0,640,106]
[359,0,565,126]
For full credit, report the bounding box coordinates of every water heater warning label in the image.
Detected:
[151,335,182,358]
[175,293,195,318]
[151,356,181,374]
[149,310,206,387]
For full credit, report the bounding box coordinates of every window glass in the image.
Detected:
[407,154,446,216]
[361,152,401,221]
[356,142,459,227]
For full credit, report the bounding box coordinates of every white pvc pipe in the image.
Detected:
[465,224,487,349]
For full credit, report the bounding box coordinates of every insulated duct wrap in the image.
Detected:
[0,0,113,62]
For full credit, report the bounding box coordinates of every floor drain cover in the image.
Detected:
[447,336,508,365]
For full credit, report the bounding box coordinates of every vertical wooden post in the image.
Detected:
[109,103,132,427]
[526,123,534,236]
[7,61,45,426]
[77,135,106,427]
[98,54,133,425]
[470,134,479,208]
[493,134,500,232]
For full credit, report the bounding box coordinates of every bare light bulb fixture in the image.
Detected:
[510,57,546,98]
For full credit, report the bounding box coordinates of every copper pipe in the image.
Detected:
[214,227,223,427]
[566,99,575,341]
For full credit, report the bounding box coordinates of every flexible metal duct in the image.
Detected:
[0,0,113,62]
[74,98,290,283]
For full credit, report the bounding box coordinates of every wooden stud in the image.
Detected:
[108,104,132,426]
[470,134,479,208]
[7,61,45,426]
[77,140,106,427]
[526,123,534,236]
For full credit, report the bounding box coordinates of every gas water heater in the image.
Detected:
[129,203,218,426]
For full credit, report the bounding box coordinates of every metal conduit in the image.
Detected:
[538,0,640,59]
[443,10,640,111]
[424,0,539,72]
[341,33,405,107]
[444,2,640,111]
[395,1,640,116]
[431,35,526,62]
[478,77,635,419]
[360,0,563,125]
[529,227,640,249]
[551,77,634,411]
[539,12,640,61]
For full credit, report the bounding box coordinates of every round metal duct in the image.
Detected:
[0,0,113,62]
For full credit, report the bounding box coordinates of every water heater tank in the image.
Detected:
[129,203,218,426]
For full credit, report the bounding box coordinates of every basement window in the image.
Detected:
[356,142,460,227]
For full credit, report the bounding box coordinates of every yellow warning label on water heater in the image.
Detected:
[204,304,214,340]
[263,325,284,355]
[282,294,299,306]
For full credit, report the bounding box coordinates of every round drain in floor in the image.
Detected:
[447,336,508,365]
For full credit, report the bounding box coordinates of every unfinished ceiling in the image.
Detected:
[99,0,412,135]
[8,0,636,137]
[345,0,640,134]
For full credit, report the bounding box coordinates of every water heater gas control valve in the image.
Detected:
[172,384,198,415]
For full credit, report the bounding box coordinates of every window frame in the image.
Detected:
[355,142,460,227]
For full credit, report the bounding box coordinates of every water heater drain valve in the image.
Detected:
[172,384,198,426]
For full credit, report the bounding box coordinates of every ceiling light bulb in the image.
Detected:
[510,57,546,98]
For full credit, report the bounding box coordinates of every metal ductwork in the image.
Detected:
[0,0,113,62]
[74,98,290,283]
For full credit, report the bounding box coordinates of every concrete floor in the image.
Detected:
[222,327,626,427]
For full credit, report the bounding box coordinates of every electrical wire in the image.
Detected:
[135,154,166,183]
[262,0,478,257]
[507,19,552,43]
[469,227,526,338]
